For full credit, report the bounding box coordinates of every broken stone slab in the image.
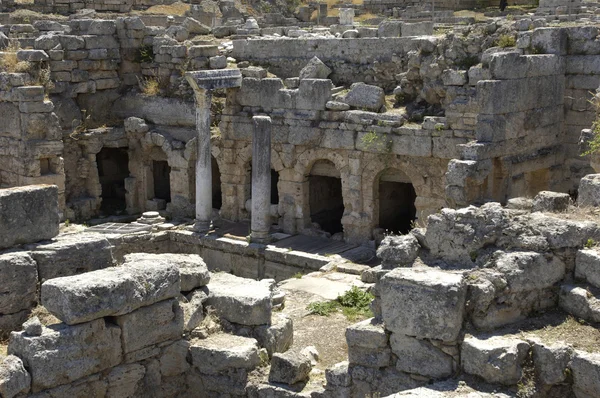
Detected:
[183,17,211,35]
[241,66,267,79]
[530,339,572,385]
[493,251,565,292]
[0,252,38,315]
[376,234,420,269]
[29,233,115,281]
[205,272,272,326]
[189,333,260,375]
[124,252,210,291]
[379,268,467,342]
[461,335,530,385]
[559,285,600,323]
[41,261,180,325]
[340,82,385,112]
[0,185,59,250]
[268,351,312,385]
[0,355,31,398]
[531,191,570,212]
[346,318,388,349]
[391,334,456,378]
[159,340,190,377]
[579,174,600,207]
[8,318,122,393]
[115,298,184,353]
[326,101,350,111]
[576,249,600,289]
[299,56,331,80]
[325,361,352,387]
[180,289,208,332]
[571,350,600,397]
[253,313,293,357]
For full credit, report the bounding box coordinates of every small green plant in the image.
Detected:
[293,272,303,279]
[361,131,392,153]
[306,286,375,321]
[434,124,444,131]
[306,300,339,316]
[138,76,161,96]
[64,219,70,227]
[497,34,516,48]
[136,45,154,64]
[585,238,596,248]
[530,44,545,54]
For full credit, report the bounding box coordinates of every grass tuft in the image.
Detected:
[306,286,374,321]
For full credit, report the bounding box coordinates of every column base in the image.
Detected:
[250,230,270,244]
[193,220,211,233]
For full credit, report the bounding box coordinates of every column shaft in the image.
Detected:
[194,89,212,232]
[251,116,272,242]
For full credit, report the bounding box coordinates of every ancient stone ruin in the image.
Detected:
[3,0,600,396]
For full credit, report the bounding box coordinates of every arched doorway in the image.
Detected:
[97,147,129,215]
[153,160,171,202]
[377,168,416,234]
[309,160,344,235]
[212,156,222,210]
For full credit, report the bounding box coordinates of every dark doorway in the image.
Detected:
[212,157,222,210]
[309,160,344,235]
[378,180,416,234]
[271,169,279,205]
[97,147,129,215]
[153,160,171,202]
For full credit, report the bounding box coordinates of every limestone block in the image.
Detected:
[166,25,189,42]
[209,55,227,69]
[325,361,351,387]
[0,185,59,250]
[531,340,572,385]
[16,50,49,62]
[0,252,38,314]
[296,78,333,110]
[494,251,565,292]
[0,103,21,138]
[531,27,567,56]
[88,20,116,35]
[347,345,392,368]
[559,285,600,323]
[299,56,331,80]
[189,333,260,374]
[41,261,180,325]
[402,22,433,37]
[571,350,600,398]
[442,69,467,86]
[241,66,267,79]
[180,289,207,332]
[345,318,388,349]
[115,299,183,353]
[205,272,272,326]
[0,355,31,398]
[578,174,600,207]
[376,234,420,269]
[268,351,312,385]
[31,233,114,281]
[341,82,385,112]
[159,340,190,377]
[380,268,467,342]
[378,20,402,37]
[183,17,211,35]
[253,313,293,356]
[124,253,210,291]
[461,336,529,385]
[532,191,570,212]
[391,334,455,378]
[576,249,600,289]
[106,364,145,398]
[8,319,122,392]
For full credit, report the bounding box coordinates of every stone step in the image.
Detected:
[559,284,600,323]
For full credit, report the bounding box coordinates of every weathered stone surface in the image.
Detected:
[461,335,529,385]
[106,364,145,398]
[347,344,392,368]
[268,351,312,385]
[115,299,184,353]
[571,350,600,398]
[579,174,600,207]
[190,333,260,374]
[559,285,600,323]
[0,185,59,250]
[205,272,272,326]
[253,313,293,356]
[380,268,466,341]
[180,289,207,332]
[532,191,570,212]
[183,17,211,35]
[41,261,180,325]
[0,252,38,315]
[299,56,331,80]
[391,334,455,378]
[0,355,31,398]
[124,253,210,291]
[576,249,600,289]
[31,233,114,281]
[8,319,122,392]
[22,317,42,337]
[531,340,572,385]
[376,234,420,268]
[493,251,565,291]
[346,318,388,349]
[341,82,385,112]
[159,340,190,377]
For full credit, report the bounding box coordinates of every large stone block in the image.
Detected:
[571,350,600,398]
[8,318,122,392]
[115,299,183,354]
[205,272,272,326]
[0,252,38,315]
[391,334,455,378]
[376,234,420,269]
[0,185,59,250]
[341,82,385,112]
[461,335,529,385]
[124,253,210,291]
[30,233,114,282]
[299,56,331,80]
[41,261,180,325]
[575,249,600,289]
[494,251,565,292]
[579,174,600,208]
[0,355,31,398]
[253,313,293,356]
[296,79,333,111]
[379,268,466,342]
[269,351,312,385]
[189,333,260,375]
[531,340,572,386]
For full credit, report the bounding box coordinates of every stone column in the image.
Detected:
[185,69,242,233]
[251,116,272,243]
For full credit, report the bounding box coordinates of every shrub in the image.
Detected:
[497,34,516,48]
[138,76,160,96]
[306,286,375,321]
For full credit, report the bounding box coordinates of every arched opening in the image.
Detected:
[153,160,171,202]
[271,169,279,205]
[97,147,129,215]
[309,160,344,235]
[377,169,416,234]
[212,156,222,210]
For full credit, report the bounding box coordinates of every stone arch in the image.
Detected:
[307,159,345,235]
[373,167,417,234]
